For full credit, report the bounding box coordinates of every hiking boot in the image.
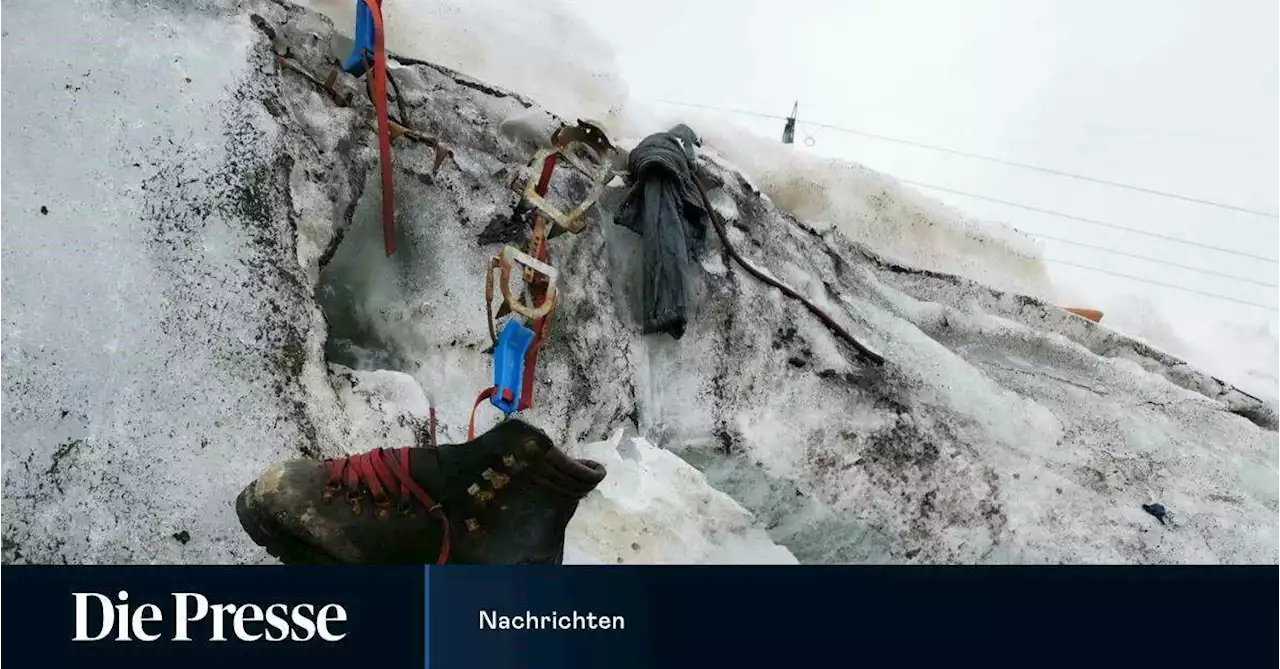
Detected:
[235,419,606,565]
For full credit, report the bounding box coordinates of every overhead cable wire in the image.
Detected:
[653,98,1279,218]
[1025,231,1277,288]
[1046,259,1278,311]
[904,180,1279,265]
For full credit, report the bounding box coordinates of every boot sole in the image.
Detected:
[235,483,342,565]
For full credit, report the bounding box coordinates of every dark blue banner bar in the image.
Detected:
[427,566,1278,667]
[3,566,1275,668]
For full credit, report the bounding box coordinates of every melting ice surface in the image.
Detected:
[2,0,1274,565]
[299,0,1277,564]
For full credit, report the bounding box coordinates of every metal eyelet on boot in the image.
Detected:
[375,500,390,520]
[482,468,510,489]
[321,483,340,504]
[347,493,363,516]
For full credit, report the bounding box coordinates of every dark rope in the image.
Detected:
[361,50,410,128]
[692,175,886,366]
[385,64,411,129]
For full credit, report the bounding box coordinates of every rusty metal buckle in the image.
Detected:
[510,119,616,235]
[484,246,559,343]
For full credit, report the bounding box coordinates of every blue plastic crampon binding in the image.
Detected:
[491,319,536,415]
[341,0,377,75]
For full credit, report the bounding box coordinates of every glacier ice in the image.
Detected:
[2,0,1275,566]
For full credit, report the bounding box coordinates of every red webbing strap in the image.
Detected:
[467,387,497,441]
[383,448,451,564]
[517,153,559,411]
[534,151,558,193]
[363,0,396,256]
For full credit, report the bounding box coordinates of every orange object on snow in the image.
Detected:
[1063,307,1103,323]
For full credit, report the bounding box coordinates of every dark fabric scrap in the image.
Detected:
[614,125,708,339]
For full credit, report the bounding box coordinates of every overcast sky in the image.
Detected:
[561,0,1278,327]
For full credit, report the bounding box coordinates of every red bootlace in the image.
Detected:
[324,447,451,564]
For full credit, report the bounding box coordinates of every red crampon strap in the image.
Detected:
[469,152,559,421]
[467,387,497,441]
[362,0,396,256]
[535,151,558,194]
[516,153,559,411]
[518,253,551,411]
[324,447,451,564]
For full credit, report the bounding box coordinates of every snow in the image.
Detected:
[1173,317,1278,406]
[2,0,1275,566]
[294,0,628,121]
[1,0,337,563]
[565,430,798,565]
[1045,284,1279,408]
